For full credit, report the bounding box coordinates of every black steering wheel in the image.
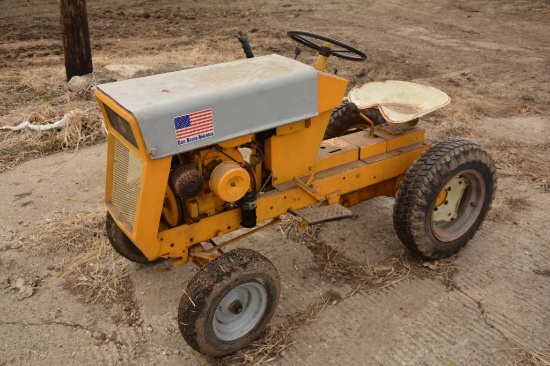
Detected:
[287,30,367,61]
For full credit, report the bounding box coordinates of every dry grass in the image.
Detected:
[62,256,140,325]
[505,333,550,366]
[214,291,339,366]
[407,254,458,288]
[488,196,529,223]
[432,113,550,193]
[0,101,105,173]
[31,211,138,317]
[283,217,457,289]
[63,259,130,307]
[436,115,481,140]
[92,38,239,69]
[308,240,458,290]
[32,211,109,260]
[487,138,550,192]
[478,0,550,14]
[61,106,106,148]
[0,68,105,173]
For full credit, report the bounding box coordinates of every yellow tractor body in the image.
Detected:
[95,54,429,266]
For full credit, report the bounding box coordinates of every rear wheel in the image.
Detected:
[324,101,385,140]
[393,139,496,259]
[178,248,280,357]
[105,212,152,264]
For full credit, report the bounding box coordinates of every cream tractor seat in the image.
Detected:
[348,80,450,124]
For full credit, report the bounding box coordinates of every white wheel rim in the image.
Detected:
[431,170,486,243]
[212,281,268,342]
[432,175,468,222]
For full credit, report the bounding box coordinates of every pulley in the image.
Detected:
[209,162,250,202]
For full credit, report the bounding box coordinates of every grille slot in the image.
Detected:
[112,139,142,228]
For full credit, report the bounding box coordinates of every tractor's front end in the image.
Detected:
[96,93,170,262]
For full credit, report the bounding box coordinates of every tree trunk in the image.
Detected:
[58,0,93,81]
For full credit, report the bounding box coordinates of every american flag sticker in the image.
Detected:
[173,108,215,145]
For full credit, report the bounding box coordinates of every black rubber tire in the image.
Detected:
[178,248,280,357]
[393,139,497,259]
[324,102,386,140]
[105,212,152,264]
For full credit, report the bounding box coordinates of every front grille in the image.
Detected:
[104,104,138,148]
[112,139,142,229]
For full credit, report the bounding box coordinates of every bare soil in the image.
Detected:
[1,0,549,365]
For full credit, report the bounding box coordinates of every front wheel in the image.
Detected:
[105,212,153,264]
[178,248,281,357]
[393,139,497,259]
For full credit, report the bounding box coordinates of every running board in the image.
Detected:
[289,203,356,228]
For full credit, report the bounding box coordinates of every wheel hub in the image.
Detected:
[432,176,468,222]
[229,300,243,314]
[212,281,268,342]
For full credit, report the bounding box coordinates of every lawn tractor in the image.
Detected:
[94,31,496,357]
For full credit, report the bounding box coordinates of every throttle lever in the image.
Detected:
[237,31,255,58]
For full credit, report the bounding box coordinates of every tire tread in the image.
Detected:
[105,213,152,264]
[178,248,280,357]
[324,102,386,139]
[393,139,497,259]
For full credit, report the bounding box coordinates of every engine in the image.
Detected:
[162,136,262,227]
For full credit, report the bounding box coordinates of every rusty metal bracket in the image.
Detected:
[203,218,283,255]
[172,217,284,269]
[289,203,356,230]
[188,242,220,268]
[326,191,341,205]
[358,112,376,137]
[190,250,219,261]
[378,119,419,135]
[294,177,324,201]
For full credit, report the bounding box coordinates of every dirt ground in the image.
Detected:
[1,0,549,365]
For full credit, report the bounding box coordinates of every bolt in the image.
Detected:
[149,148,156,157]
[229,300,243,315]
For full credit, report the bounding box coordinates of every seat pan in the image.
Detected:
[348,80,450,124]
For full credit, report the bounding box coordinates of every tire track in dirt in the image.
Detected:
[282,278,508,365]
[453,194,550,354]
[367,283,508,365]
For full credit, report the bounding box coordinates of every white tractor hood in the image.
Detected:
[97,54,319,158]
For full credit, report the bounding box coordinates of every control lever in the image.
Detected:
[294,46,301,60]
[237,31,254,58]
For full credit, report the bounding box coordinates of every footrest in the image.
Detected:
[290,204,356,226]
